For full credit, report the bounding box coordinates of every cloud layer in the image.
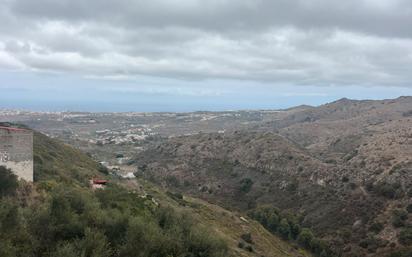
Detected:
[1,0,412,87]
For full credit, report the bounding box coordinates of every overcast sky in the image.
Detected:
[1,0,412,111]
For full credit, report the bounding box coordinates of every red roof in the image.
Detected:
[0,126,30,132]
[92,179,108,185]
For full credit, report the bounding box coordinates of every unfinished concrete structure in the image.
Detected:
[0,126,33,181]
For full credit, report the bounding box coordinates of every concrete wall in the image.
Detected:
[0,127,33,182]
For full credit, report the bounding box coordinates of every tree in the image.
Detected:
[79,228,112,257]
[398,227,412,245]
[278,218,291,239]
[0,166,18,197]
[239,178,253,193]
[298,228,314,249]
[267,213,280,232]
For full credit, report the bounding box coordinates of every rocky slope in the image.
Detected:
[134,97,412,257]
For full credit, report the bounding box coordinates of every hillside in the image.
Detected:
[132,180,312,257]
[0,128,309,257]
[134,97,412,257]
[33,131,108,184]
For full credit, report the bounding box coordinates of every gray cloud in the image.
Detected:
[1,0,412,87]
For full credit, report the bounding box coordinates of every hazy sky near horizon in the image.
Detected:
[1,0,412,111]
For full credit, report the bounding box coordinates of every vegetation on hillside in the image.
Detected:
[0,171,227,257]
[248,206,334,257]
[33,131,108,184]
[0,131,228,257]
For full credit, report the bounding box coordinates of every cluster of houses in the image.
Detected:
[93,126,156,145]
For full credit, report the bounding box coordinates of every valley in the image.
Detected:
[1,96,412,257]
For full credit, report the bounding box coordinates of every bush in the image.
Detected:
[239,178,253,193]
[373,182,403,199]
[392,209,408,228]
[407,204,412,213]
[248,206,333,256]
[278,218,291,239]
[369,221,384,233]
[388,248,412,257]
[267,213,280,232]
[0,166,18,197]
[398,227,412,245]
[0,179,228,257]
[298,228,314,249]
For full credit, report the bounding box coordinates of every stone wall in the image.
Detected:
[0,127,33,181]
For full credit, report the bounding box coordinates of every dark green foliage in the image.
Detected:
[286,179,299,192]
[278,218,291,239]
[165,175,181,187]
[248,206,333,256]
[290,222,301,240]
[0,201,20,233]
[392,209,408,228]
[359,236,388,253]
[248,206,280,233]
[407,204,412,213]
[399,227,412,245]
[369,221,384,233]
[388,248,412,257]
[0,166,18,197]
[298,228,314,249]
[371,181,403,199]
[0,182,227,257]
[239,178,254,193]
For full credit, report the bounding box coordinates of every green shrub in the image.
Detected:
[267,213,280,232]
[392,209,408,228]
[297,228,314,249]
[239,178,254,193]
[0,166,18,197]
[369,221,384,233]
[278,218,291,239]
[248,206,333,257]
[406,204,412,213]
[373,182,403,199]
[398,227,412,245]
[0,180,227,257]
[387,248,412,257]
